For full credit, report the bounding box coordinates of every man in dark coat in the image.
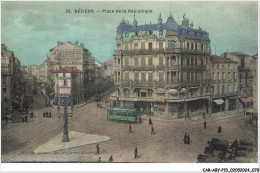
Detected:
[184,133,187,144]
[204,121,206,129]
[139,116,142,123]
[43,112,45,118]
[187,135,190,144]
[129,124,132,133]
[49,112,52,118]
[134,147,138,159]
[46,112,48,118]
[109,155,113,162]
[151,126,155,135]
[217,125,222,133]
[96,144,100,154]
[24,115,28,122]
[149,118,153,125]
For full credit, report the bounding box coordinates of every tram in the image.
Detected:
[107,107,138,123]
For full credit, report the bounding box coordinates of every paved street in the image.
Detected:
[1,91,258,163]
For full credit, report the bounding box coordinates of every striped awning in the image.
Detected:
[240,97,253,103]
[213,99,224,105]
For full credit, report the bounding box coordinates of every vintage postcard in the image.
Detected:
[1,1,259,172]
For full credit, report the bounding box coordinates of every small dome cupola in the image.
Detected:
[133,15,138,26]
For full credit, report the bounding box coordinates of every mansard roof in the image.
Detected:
[210,55,237,64]
[117,16,209,39]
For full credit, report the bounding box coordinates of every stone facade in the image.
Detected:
[210,55,239,114]
[113,14,212,119]
[1,44,24,116]
[45,41,104,104]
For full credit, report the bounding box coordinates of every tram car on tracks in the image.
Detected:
[107,107,138,123]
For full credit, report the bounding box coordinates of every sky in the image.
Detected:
[1,1,258,66]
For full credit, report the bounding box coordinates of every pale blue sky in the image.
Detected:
[1,1,258,65]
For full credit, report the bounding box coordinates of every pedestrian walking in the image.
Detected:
[96,144,100,154]
[49,112,52,118]
[134,147,138,159]
[46,112,48,118]
[217,125,222,133]
[151,126,155,135]
[129,124,132,133]
[25,115,28,123]
[203,113,205,119]
[184,133,187,144]
[43,112,45,118]
[109,155,113,163]
[204,121,206,129]
[187,135,190,144]
[139,116,142,123]
[149,118,153,125]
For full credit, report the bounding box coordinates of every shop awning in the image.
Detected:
[109,97,118,101]
[180,88,187,93]
[169,89,178,94]
[213,99,224,105]
[240,97,253,103]
[157,88,165,93]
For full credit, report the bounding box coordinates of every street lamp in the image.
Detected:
[59,94,70,142]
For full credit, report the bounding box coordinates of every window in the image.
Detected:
[217,86,220,94]
[222,72,225,80]
[63,73,66,77]
[125,57,129,65]
[195,57,197,65]
[141,92,147,97]
[141,73,146,81]
[228,72,231,80]
[191,43,194,50]
[195,43,197,50]
[125,43,128,50]
[148,73,153,81]
[148,58,153,65]
[222,65,224,69]
[134,72,139,81]
[149,30,153,35]
[191,58,194,65]
[64,80,67,85]
[201,59,203,65]
[149,43,152,49]
[222,85,225,94]
[234,72,236,80]
[168,40,174,49]
[201,44,203,50]
[217,65,219,69]
[3,76,6,84]
[187,43,190,49]
[159,57,163,66]
[134,43,138,50]
[187,57,189,65]
[125,72,129,81]
[234,84,236,92]
[159,41,163,49]
[141,42,145,50]
[228,65,230,69]
[159,72,164,81]
[141,57,145,65]
[2,88,7,94]
[134,57,138,65]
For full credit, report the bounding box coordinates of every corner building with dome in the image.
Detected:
[113,13,212,119]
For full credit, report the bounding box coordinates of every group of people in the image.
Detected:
[129,117,155,135]
[43,112,52,118]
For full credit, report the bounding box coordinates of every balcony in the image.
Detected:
[183,64,206,71]
[181,79,211,86]
[122,65,180,71]
[212,91,239,98]
[122,80,168,86]
[114,48,211,56]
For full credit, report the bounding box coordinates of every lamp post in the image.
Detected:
[59,94,70,142]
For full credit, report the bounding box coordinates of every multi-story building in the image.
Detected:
[1,44,13,115]
[23,65,45,82]
[252,54,258,112]
[53,66,83,105]
[210,55,239,114]
[113,14,211,119]
[1,44,23,116]
[222,52,254,108]
[46,41,105,104]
